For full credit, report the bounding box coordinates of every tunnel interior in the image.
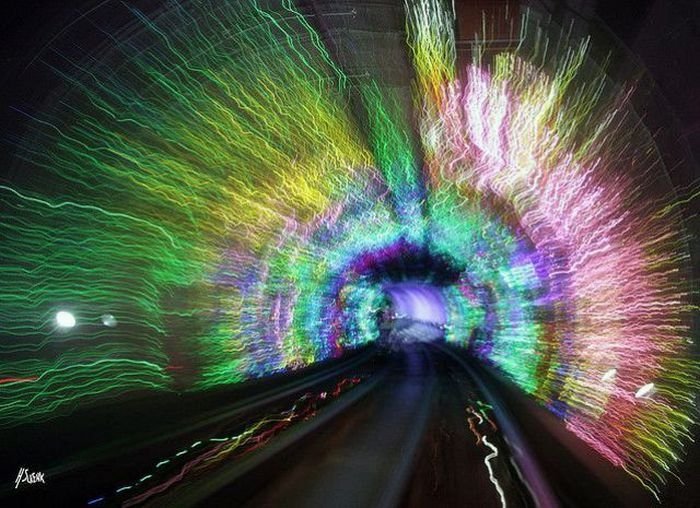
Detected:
[0,0,698,506]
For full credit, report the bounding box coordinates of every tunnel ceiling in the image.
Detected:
[0,0,697,501]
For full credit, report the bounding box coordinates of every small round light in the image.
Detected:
[56,311,76,328]
[101,314,117,327]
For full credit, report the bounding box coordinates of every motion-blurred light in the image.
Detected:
[635,383,655,399]
[101,314,117,327]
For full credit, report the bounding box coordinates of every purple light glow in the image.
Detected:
[384,282,447,325]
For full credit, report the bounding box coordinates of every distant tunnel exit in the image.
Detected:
[384,282,447,325]
[382,283,447,344]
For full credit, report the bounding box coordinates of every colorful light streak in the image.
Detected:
[407,0,698,497]
[467,403,508,508]
[0,0,696,499]
[85,376,363,506]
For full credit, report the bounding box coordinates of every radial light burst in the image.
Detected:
[0,0,696,499]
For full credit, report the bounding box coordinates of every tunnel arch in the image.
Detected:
[0,0,696,501]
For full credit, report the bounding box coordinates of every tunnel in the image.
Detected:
[0,0,698,507]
